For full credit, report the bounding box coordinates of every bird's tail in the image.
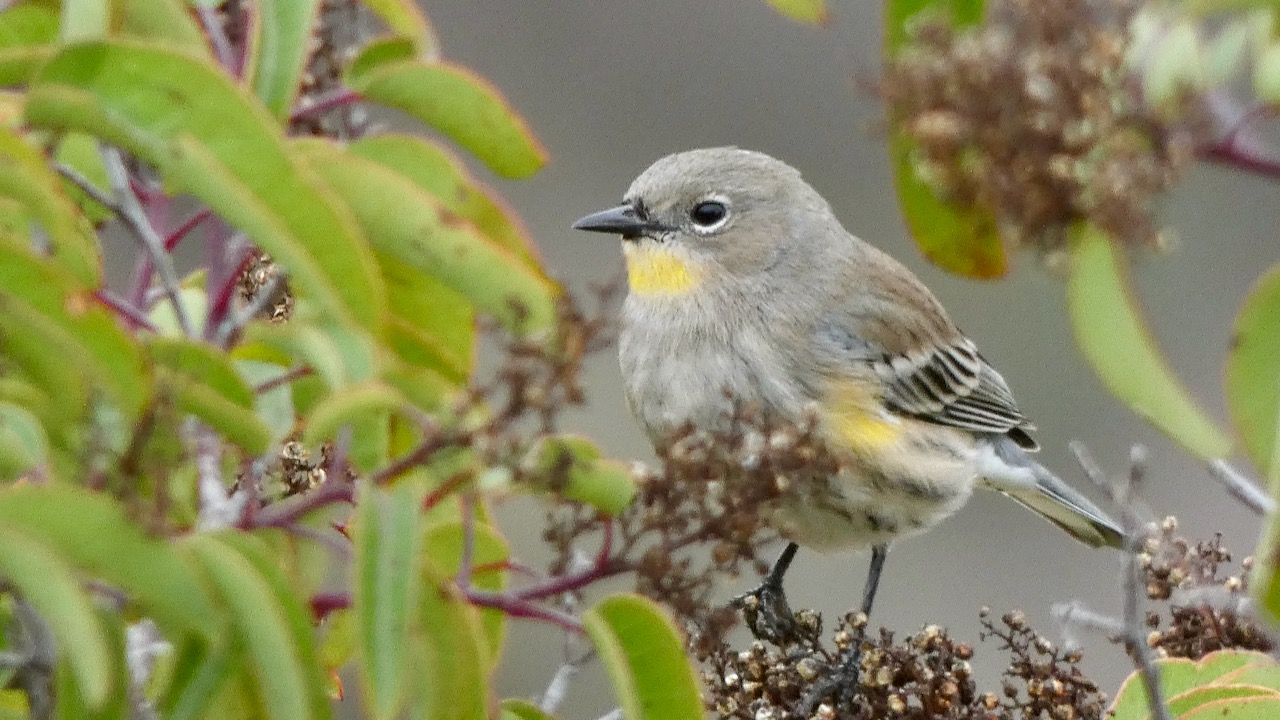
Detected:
[978,437,1126,549]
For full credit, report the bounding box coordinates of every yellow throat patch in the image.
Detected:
[623,243,701,295]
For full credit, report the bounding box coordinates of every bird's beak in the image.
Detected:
[572,204,655,238]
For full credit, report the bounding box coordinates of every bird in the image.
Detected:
[571,146,1124,635]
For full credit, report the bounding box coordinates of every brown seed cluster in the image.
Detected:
[882,0,1201,255]
[701,608,1107,720]
[1137,518,1273,658]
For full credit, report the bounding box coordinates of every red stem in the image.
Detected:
[246,480,354,529]
[310,592,351,621]
[291,88,363,123]
[1198,142,1280,180]
[165,209,212,251]
[95,289,157,332]
[463,588,584,634]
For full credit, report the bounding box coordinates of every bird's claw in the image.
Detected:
[796,642,865,716]
[732,579,798,644]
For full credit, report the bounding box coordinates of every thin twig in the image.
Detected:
[540,650,596,714]
[94,289,158,333]
[1118,446,1171,720]
[459,493,477,588]
[247,480,355,529]
[463,588,584,634]
[291,87,363,122]
[213,271,285,346]
[196,7,236,70]
[254,366,314,394]
[1207,460,1275,515]
[55,163,119,211]
[101,147,195,337]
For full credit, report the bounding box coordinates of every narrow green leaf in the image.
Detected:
[236,359,297,445]
[253,0,321,119]
[345,53,547,179]
[25,39,388,335]
[149,337,257,407]
[351,134,545,270]
[185,534,331,720]
[0,126,100,286]
[355,482,423,720]
[1169,686,1280,716]
[296,139,559,334]
[381,255,474,383]
[1067,225,1232,458]
[885,0,1004,278]
[0,401,48,480]
[54,132,114,224]
[158,639,234,720]
[361,2,438,52]
[54,605,130,720]
[422,521,509,663]
[762,0,828,24]
[524,435,638,515]
[414,573,489,720]
[0,484,220,638]
[0,239,149,423]
[583,593,703,720]
[0,528,113,709]
[1225,264,1280,483]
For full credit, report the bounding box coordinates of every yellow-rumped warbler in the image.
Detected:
[573,147,1123,619]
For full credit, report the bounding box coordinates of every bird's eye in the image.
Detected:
[690,201,728,229]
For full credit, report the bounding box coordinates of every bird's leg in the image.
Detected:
[798,543,891,714]
[732,542,799,643]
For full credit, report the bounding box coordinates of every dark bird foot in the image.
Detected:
[731,575,799,644]
[796,628,867,715]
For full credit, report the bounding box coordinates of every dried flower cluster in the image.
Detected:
[882,0,1202,254]
[544,403,845,649]
[701,608,1106,720]
[1136,517,1273,658]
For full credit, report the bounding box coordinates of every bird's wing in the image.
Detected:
[817,246,1038,448]
[869,338,1038,448]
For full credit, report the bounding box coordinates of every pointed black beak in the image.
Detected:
[572,203,654,237]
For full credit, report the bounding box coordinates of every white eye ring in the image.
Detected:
[689,197,730,234]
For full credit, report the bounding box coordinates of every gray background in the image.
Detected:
[417,1,1275,717]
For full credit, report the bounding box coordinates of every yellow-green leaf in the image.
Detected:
[253,0,321,119]
[583,593,703,720]
[1067,224,1232,459]
[886,0,1003,278]
[25,39,387,335]
[362,1,438,52]
[523,435,638,515]
[346,52,547,179]
[762,0,828,24]
[1225,263,1280,483]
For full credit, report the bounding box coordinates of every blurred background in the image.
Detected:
[413,1,1272,716]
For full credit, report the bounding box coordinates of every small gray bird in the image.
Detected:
[573,147,1123,621]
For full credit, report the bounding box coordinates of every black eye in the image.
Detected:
[690,201,727,228]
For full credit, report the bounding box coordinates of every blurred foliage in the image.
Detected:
[0,1,690,719]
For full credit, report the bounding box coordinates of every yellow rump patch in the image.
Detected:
[623,244,701,295]
[825,381,903,454]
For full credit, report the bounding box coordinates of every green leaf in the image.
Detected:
[184,534,331,720]
[296,139,559,334]
[345,52,547,179]
[240,320,377,390]
[523,435,638,515]
[158,639,234,720]
[1067,224,1232,459]
[762,0,829,23]
[422,521,509,663]
[54,606,129,720]
[1109,650,1273,719]
[354,482,423,720]
[0,401,48,480]
[413,572,489,720]
[117,0,211,57]
[1180,696,1280,720]
[25,39,388,335]
[0,3,56,85]
[382,255,474,383]
[54,132,114,224]
[0,528,113,709]
[60,0,110,42]
[583,593,703,720]
[252,0,321,119]
[0,484,220,638]
[361,2,438,52]
[1225,264,1280,483]
[149,337,273,454]
[500,699,555,720]
[0,239,149,423]
[885,0,1003,279]
[0,126,100,286]
[302,380,405,451]
[350,134,545,270]
[1254,42,1280,103]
